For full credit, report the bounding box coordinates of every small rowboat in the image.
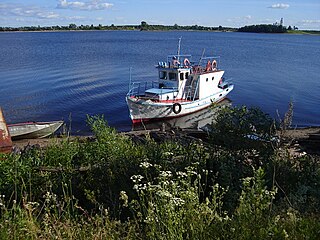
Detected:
[8,121,64,140]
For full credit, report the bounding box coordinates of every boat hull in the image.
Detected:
[8,121,64,140]
[0,108,12,153]
[127,84,233,123]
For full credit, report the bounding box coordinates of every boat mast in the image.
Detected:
[129,67,132,91]
[177,37,182,63]
[198,48,206,66]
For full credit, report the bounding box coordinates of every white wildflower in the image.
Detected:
[119,191,128,207]
[163,152,174,157]
[283,229,289,239]
[139,162,152,169]
[177,171,188,178]
[202,169,209,175]
[172,197,185,206]
[130,175,144,183]
[104,209,108,216]
[159,171,172,178]
[153,164,162,169]
[157,190,172,198]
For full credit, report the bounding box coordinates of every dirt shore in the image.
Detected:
[12,127,320,155]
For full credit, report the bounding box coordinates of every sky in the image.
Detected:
[0,0,319,30]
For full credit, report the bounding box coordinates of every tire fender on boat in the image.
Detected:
[172,103,182,114]
[212,60,217,71]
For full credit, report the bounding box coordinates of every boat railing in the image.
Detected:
[218,77,233,89]
[159,54,192,68]
[127,81,158,96]
[183,86,193,100]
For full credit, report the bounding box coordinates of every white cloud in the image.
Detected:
[57,0,113,11]
[65,16,86,20]
[227,15,253,24]
[300,20,320,24]
[7,5,59,19]
[269,3,290,9]
[0,3,60,19]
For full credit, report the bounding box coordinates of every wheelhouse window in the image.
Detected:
[169,72,177,81]
[159,71,167,79]
[185,72,189,79]
[180,73,184,80]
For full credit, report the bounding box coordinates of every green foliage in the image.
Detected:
[209,105,276,151]
[0,114,319,239]
[129,163,228,240]
[270,153,320,214]
[233,168,278,238]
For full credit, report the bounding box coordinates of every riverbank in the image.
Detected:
[12,126,320,155]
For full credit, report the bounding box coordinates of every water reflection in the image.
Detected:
[132,98,232,131]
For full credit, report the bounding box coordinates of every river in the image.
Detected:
[0,31,319,134]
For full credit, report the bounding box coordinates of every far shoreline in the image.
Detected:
[1,29,319,36]
[1,22,319,35]
[1,30,320,36]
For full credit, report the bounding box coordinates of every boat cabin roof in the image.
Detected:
[145,88,177,95]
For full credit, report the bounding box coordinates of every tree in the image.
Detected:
[140,21,148,31]
[69,23,77,29]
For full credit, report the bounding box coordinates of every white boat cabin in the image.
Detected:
[144,54,226,102]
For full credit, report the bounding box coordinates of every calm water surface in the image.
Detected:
[0,31,319,134]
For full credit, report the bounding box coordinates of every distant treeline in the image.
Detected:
[0,21,236,32]
[238,24,288,33]
[1,21,319,34]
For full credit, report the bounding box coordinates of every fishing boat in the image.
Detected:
[8,121,64,140]
[126,39,234,123]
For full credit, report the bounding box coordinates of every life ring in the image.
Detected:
[183,58,190,67]
[212,60,217,70]
[172,103,182,114]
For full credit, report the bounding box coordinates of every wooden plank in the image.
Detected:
[0,108,12,154]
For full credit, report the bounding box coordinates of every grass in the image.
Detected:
[287,30,320,35]
[0,110,319,239]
